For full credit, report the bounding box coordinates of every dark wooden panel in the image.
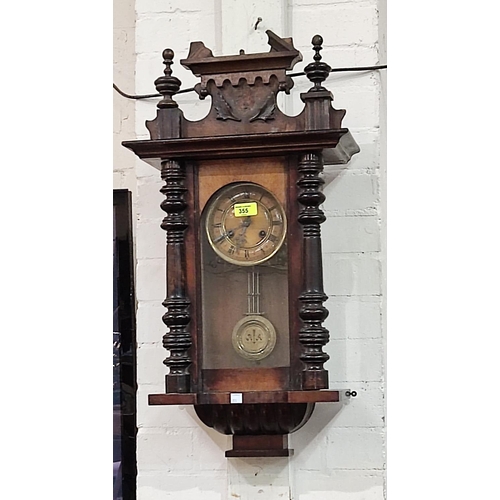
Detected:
[148,389,340,406]
[287,390,339,403]
[286,155,303,390]
[113,190,137,500]
[184,163,199,392]
[226,435,291,458]
[122,129,347,161]
[197,156,287,213]
[203,367,289,392]
[148,393,197,405]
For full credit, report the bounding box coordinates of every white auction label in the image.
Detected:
[230,393,243,404]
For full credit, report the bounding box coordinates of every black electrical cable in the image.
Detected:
[113,83,196,100]
[113,64,387,100]
[113,84,158,100]
[288,64,387,78]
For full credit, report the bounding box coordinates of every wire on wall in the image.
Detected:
[113,65,387,100]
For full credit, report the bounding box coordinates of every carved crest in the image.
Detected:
[137,31,358,166]
[181,31,301,124]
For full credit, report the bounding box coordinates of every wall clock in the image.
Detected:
[123,31,360,457]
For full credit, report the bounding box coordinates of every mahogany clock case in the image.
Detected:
[123,31,360,456]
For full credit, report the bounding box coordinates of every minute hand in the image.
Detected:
[213,229,234,244]
[235,217,252,248]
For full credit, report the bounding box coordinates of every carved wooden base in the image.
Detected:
[226,435,291,458]
[194,402,314,435]
[148,391,349,457]
[195,403,312,457]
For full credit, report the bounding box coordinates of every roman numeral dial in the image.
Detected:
[204,182,287,266]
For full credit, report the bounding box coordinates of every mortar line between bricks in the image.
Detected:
[135,256,168,260]
[302,466,386,470]
[295,43,382,50]
[325,164,380,172]
[323,250,381,256]
[136,9,203,19]
[329,336,382,340]
[330,380,383,384]
[323,213,381,218]
[323,252,382,257]
[323,213,380,218]
[327,293,380,305]
[137,426,201,430]
[322,172,380,177]
[294,0,378,6]
[326,426,386,429]
[324,468,387,471]
[327,294,382,297]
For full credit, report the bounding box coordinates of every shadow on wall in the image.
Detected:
[322,162,349,191]
[291,401,345,455]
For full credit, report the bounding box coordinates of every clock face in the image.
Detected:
[205,182,287,266]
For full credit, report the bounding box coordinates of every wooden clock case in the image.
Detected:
[123,31,359,457]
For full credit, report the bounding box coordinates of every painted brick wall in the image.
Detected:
[113,0,137,194]
[114,1,386,498]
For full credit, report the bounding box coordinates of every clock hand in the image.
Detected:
[235,217,252,249]
[239,217,251,232]
[213,229,234,244]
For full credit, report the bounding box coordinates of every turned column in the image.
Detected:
[160,159,191,393]
[297,151,329,390]
[154,49,192,393]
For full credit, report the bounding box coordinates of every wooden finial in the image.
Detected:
[154,48,182,109]
[162,49,175,76]
[312,35,323,61]
[304,34,331,91]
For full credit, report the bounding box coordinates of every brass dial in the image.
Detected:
[232,315,277,361]
[205,182,286,266]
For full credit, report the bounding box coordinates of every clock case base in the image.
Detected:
[149,390,351,457]
[226,435,291,458]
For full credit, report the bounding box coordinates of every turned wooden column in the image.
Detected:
[297,151,329,390]
[160,159,192,393]
[154,49,192,393]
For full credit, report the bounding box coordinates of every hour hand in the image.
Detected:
[241,217,251,228]
[213,229,234,244]
[238,217,251,236]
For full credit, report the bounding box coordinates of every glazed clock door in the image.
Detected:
[200,181,291,392]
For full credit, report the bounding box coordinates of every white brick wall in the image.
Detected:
[113,0,137,193]
[114,1,386,498]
